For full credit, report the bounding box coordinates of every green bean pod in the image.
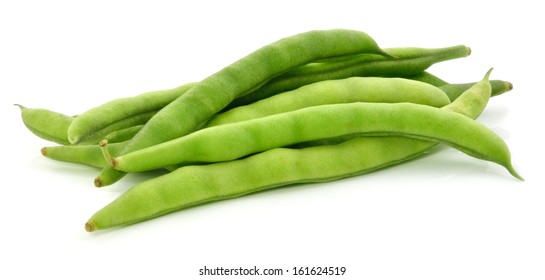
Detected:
[101,125,144,144]
[68,83,196,144]
[408,72,513,101]
[111,102,521,180]
[42,142,126,168]
[224,45,470,110]
[408,71,449,87]
[76,111,158,145]
[205,77,451,127]
[86,137,435,231]
[85,70,521,232]
[440,80,513,101]
[15,105,74,145]
[95,29,391,187]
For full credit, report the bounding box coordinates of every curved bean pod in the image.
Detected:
[110,102,521,180]
[205,77,451,127]
[15,105,74,145]
[408,72,513,101]
[86,136,435,231]
[224,45,470,109]
[68,82,196,144]
[95,29,391,186]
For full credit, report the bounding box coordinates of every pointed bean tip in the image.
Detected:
[511,169,524,182]
[506,163,524,181]
[484,68,493,80]
[40,147,47,156]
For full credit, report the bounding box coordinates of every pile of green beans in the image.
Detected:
[16,29,522,232]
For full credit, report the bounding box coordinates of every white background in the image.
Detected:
[1,0,543,279]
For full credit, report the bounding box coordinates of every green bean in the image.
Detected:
[85,137,434,231]
[408,72,513,101]
[224,45,470,110]
[403,71,513,101]
[110,103,521,180]
[408,71,449,87]
[67,82,196,144]
[85,70,520,232]
[15,105,74,145]
[205,77,451,128]
[442,73,492,117]
[42,142,126,168]
[102,125,144,143]
[95,29,391,187]
[440,80,513,101]
[76,111,158,145]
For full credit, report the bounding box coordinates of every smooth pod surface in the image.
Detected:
[205,77,451,127]
[112,102,521,180]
